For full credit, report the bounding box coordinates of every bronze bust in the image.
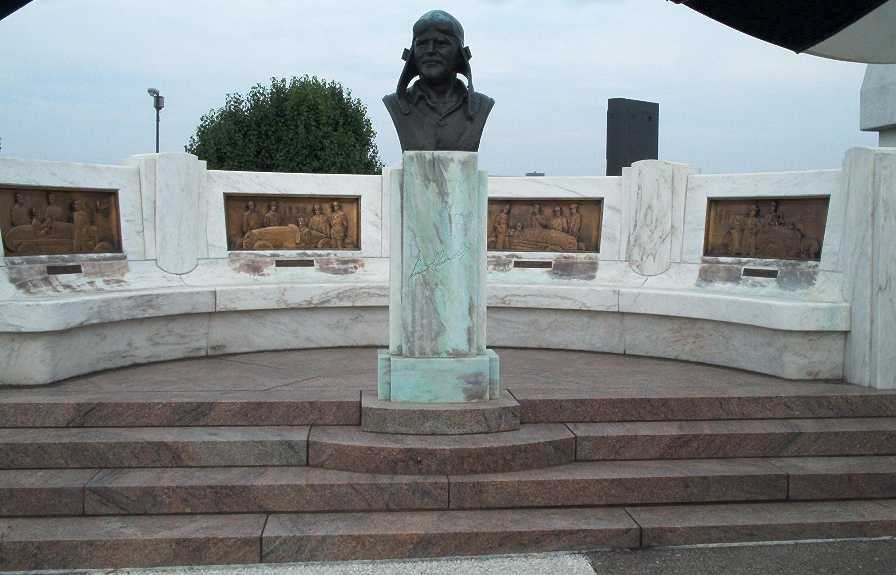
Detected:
[383,10,494,152]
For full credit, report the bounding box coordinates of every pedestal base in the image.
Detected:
[378,349,501,403]
[361,391,520,435]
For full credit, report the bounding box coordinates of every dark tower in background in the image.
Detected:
[606,98,659,176]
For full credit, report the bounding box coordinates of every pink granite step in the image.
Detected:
[570,418,896,460]
[308,424,574,475]
[449,459,787,509]
[83,466,448,515]
[0,514,267,571]
[0,427,309,469]
[262,507,639,562]
[628,500,896,547]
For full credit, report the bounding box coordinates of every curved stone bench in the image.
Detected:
[0,278,849,386]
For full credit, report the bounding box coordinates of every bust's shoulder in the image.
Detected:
[472,92,495,116]
[383,93,404,112]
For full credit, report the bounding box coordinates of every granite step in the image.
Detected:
[449,459,788,509]
[0,391,360,428]
[0,514,267,571]
[517,391,896,423]
[261,507,640,563]
[0,458,801,517]
[82,467,448,515]
[308,424,575,475]
[570,418,896,460]
[0,426,309,469]
[769,456,896,500]
[628,499,896,547]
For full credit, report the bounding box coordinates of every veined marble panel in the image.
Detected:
[624,161,692,276]
[489,284,619,312]
[0,157,144,262]
[207,307,387,355]
[206,170,382,259]
[843,148,896,389]
[642,262,845,302]
[0,314,209,386]
[618,288,849,332]
[0,288,214,333]
[872,151,896,389]
[683,170,842,269]
[0,259,186,297]
[488,308,625,354]
[622,314,845,380]
[152,154,206,274]
[215,283,388,312]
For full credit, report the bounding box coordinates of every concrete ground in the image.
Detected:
[10,539,896,575]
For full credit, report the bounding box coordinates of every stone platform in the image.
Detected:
[4,347,896,570]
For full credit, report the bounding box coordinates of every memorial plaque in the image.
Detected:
[0,187,122,256]
[487,199,602,253]
[224,195,361,251]
[704,197,829,261]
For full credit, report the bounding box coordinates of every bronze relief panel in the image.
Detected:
[488,199,602,253]
[225,195,361,251]
[0,187,122,257]
[704,197,829,261]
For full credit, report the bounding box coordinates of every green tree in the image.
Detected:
[186,76,383,174]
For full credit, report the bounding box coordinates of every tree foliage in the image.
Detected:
[186,76,382,174]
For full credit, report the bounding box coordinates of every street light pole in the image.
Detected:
[147,88,165,153]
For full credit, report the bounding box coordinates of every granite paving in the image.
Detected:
[3,348,896,428]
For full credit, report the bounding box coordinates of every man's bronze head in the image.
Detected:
[396,10,478,116]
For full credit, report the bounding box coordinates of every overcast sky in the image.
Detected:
[0,0,878,176]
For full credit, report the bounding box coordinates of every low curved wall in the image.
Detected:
[0,304,845,386]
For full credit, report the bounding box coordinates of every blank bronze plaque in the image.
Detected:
[225,195,361,251]
[488,199,602,253]
[704,197,829,261]
[0,187,122,257]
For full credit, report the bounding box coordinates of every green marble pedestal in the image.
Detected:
[378,151,501,402]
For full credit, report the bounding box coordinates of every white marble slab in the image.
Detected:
[215,283,388,312]
[151,154,206,274]
[205,169,383,259]
[624,161,692,276]
[0,314,209,386]
[841,148,879,387]
[682,170,842,270]
[489,284,619,312]
[207,307,387,355]
[619,288,849,332]
[873,150,896,389]
[0,156,145,262]
[0,288,214,333]
[861,65,896,132]
[488,308,625,354]
[622,314,845,380]
[844,147,896,389]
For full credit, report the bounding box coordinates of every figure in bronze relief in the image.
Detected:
[263,202,281,228]
[11,193,29,227]
[329,201,349,249]
[384,10,494,152]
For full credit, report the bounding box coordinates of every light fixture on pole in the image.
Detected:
[147,88,164,153]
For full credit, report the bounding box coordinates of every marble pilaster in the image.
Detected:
[380,151,499,402]
[841,147,896,389]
